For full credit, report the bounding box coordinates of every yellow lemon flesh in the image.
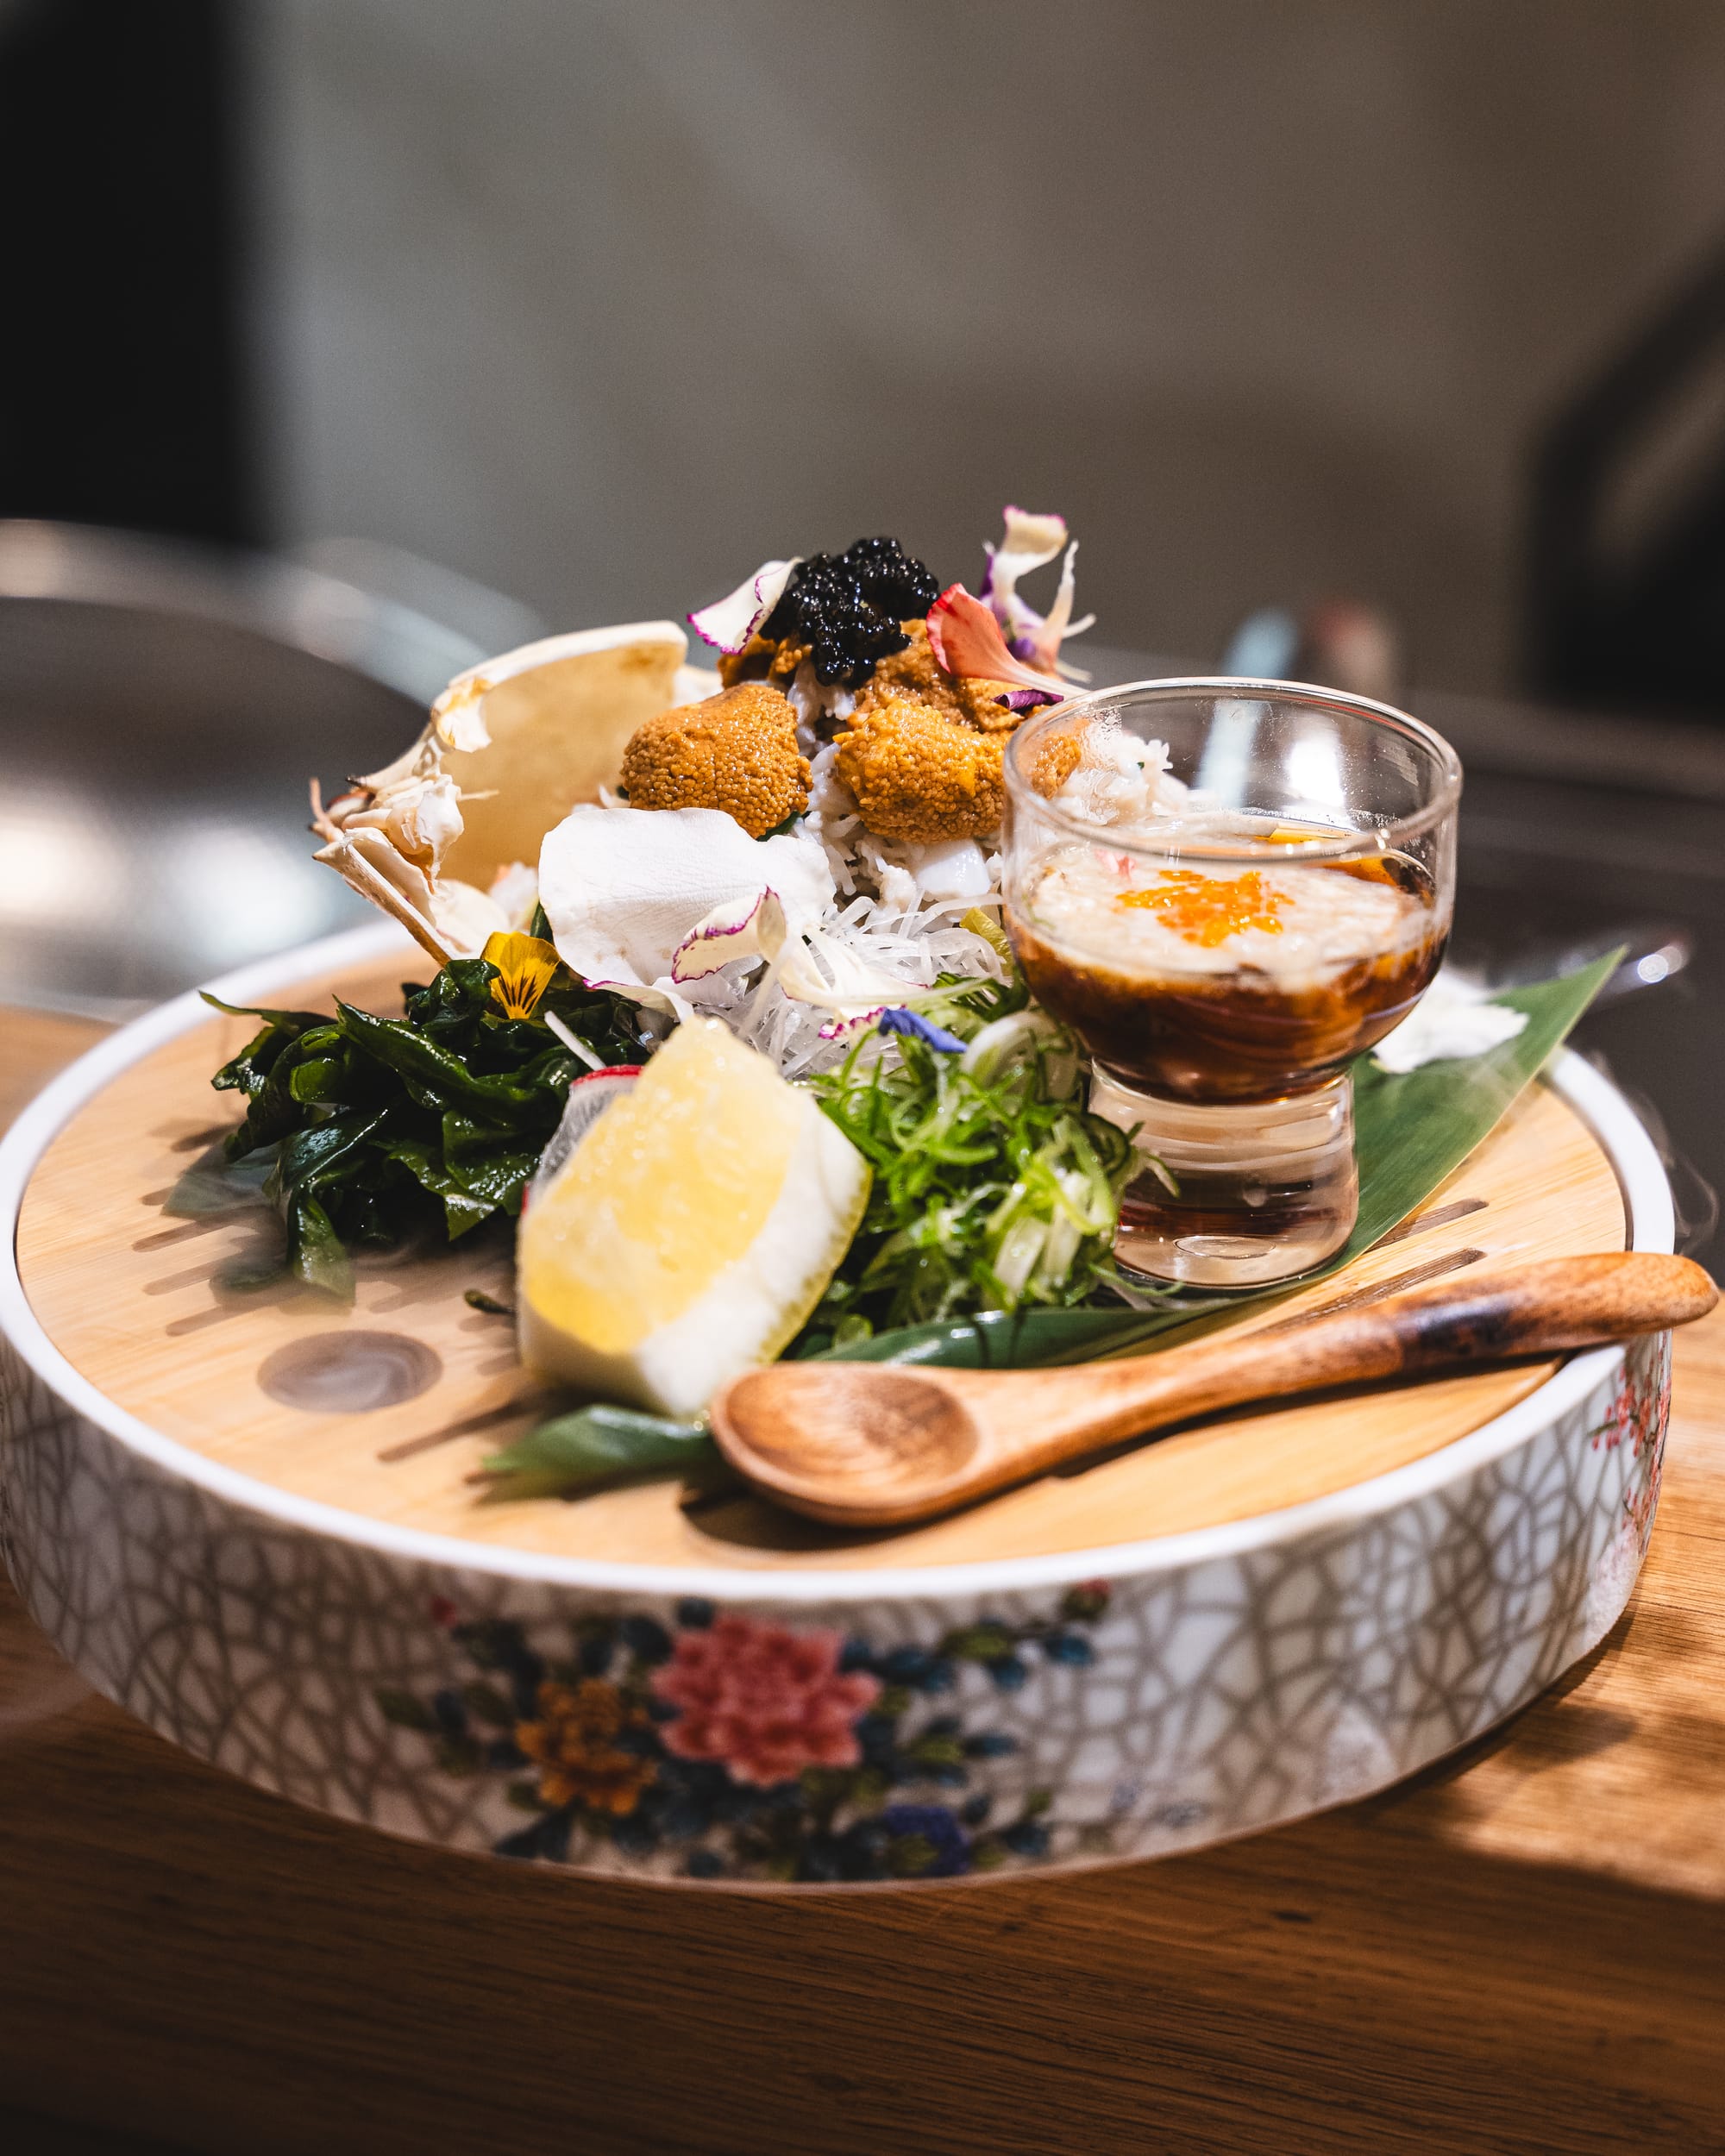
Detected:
[518,1018,871,1417]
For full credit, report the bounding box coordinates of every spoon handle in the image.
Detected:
[960,1253,1716,1485]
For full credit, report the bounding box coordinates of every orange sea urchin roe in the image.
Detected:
[832,693,1007,843]
[620,681,810,838]
[1117,868,1292,948]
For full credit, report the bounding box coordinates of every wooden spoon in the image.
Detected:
[710,1253,1717,1528]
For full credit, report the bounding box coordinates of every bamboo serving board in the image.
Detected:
[16,952,1625,1574]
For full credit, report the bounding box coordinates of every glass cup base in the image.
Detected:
[1088,1069,1358,1288]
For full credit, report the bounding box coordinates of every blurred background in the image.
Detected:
[13,0,1725,686]
[2,0,1722,1249]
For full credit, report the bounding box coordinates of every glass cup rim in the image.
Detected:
[1002,674,1464,862]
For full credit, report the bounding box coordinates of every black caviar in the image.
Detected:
[762,536,942,686]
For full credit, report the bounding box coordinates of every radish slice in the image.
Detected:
[526,1066,642,1211]
[670,889,787,983]
[688,558,799,654]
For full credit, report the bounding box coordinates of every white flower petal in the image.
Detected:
[983,506,1070,643]
[997,505,1069,573]
[538,805,832,1005]
[429,878,511,957]
[486,858,540,929]
[1371,974,1528,1074]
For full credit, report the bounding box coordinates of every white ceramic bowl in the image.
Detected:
[0,927,1674,1888]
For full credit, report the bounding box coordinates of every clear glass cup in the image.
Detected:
[1002,679,1461,1288]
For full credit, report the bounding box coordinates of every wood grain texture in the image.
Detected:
[14,953,1624,1570]
[0,1007,109,1131]
[3,1005,1724,2154]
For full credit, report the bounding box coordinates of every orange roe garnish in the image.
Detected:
[1117,868,1291,948]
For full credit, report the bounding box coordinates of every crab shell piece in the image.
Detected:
[430,621,704,887]
[315,622,718,968]
[311,818,505,970]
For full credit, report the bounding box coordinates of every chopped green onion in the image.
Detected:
[802,974,1140,1338]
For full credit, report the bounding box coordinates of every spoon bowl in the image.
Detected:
[716,1363,984,1518]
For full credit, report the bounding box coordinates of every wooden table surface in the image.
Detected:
[3,1007,1725,2155]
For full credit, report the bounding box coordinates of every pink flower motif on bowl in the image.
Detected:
[650,1615,881,1785]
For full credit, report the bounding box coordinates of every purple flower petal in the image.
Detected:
[878,1006,966,1053]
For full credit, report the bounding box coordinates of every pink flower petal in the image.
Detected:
[649,1615,880,1785]
[926,584,1070,699]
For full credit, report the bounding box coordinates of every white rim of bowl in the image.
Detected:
[1004,675,1465,859]
[0,921,1672,1607]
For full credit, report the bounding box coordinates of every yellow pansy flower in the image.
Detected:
[481,931,562,1021]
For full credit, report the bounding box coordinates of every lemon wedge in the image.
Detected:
[518,1019,870,1416]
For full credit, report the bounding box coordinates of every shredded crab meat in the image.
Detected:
[310,739,506,966]
[1051,716,1178,828]
[786,659,854,749]
[737,895,1008,1077]
[662,867,1008,1080]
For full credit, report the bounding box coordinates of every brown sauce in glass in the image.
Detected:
[1008,854,1445,1103]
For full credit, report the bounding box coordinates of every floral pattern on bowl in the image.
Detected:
[1593,1345,1671,1548]
[379,1585,1112,1883]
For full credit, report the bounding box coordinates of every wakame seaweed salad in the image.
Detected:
[171,949,648,1298]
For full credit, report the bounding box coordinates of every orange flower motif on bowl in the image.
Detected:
[515,1677,656,1815]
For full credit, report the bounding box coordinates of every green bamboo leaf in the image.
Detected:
[820,956,1620,1373]
[481,1405,716,1501]
[806,1299,1221,1369]
[1344,949,1622,1258]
